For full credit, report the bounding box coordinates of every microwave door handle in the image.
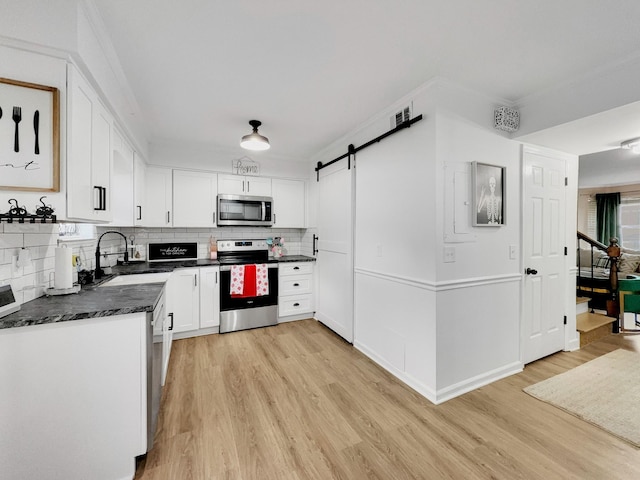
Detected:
[262,201,266,221]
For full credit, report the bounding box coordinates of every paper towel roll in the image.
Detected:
[54,246,73,289]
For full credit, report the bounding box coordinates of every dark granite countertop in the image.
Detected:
[0,255,315,331]
[272,255,316,263]
[109,254,315,274]
[0,283,164,331]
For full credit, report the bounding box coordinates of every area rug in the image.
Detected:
[523,349,640,447]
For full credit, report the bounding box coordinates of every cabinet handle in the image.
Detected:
[93,186,106,211]
[194,274,198,287]
[168,312,174,331]
[242,180,245,192]
[93,186,101,210]
[293,266,300,270]
[293,283,299,287]
[247,181,250,192]
[293,303,300,307]
[136,205,142,221]
[167,211,170,224]
[213,211,216,224]
[215,271,218,283]
[313,234,319,256]
[274,213,276,225]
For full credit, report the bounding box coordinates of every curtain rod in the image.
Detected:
[315,114,423,180]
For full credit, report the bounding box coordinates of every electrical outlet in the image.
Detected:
[509,245,517,259]
[444,246,456,263]
[376,244,383,257]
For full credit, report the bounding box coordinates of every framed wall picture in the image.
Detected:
[472,162,505,226]
[0,78,60,192]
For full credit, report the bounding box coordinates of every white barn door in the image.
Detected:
[315,159,354,343]
[522,147,567,364]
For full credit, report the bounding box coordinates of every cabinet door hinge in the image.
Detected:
[563,315,567,325]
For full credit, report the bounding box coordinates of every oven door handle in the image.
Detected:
[220,263,279,271]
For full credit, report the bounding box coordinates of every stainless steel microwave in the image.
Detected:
[217,194,273,226]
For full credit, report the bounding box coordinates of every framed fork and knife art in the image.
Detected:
[0,78,60,192]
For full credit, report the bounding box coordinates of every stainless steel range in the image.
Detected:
[217,239,278,333]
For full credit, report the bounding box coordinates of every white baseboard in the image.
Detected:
[278,313,315,323]
[172,326,218,340]
[355,341,523,405]
[565,337,580,352]
[433,361,523,404]
[354,341,438,403]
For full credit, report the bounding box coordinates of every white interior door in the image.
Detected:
[315,160,354,343]
[522,148,567,364]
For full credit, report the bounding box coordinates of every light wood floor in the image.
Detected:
[135,320,640,479]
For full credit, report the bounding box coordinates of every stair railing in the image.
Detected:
[576,232,620,333]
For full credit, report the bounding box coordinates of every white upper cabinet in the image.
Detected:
[67,64,113,222]
[218,174,271,197]
[144,166,173,227]
[111,128,134,226]
[272,178,306,228]
[173,170,218,227]
[133,153,146,226]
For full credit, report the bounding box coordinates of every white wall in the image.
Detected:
[433,111,523,401]
[317,77,526,403]
[578,148,640,188]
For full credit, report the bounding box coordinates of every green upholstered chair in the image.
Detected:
[618,277,640,330]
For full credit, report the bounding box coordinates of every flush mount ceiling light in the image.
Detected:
[621,137,640,154]
[240,120,270,151]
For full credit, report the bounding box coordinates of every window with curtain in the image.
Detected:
[596,192,621,244]
[620,195,640,251]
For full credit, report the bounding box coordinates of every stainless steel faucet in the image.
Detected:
[95,231,129,279]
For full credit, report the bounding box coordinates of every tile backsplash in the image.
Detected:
[95,226,312,262]
[1,223,317,306]
[0,223,59,304]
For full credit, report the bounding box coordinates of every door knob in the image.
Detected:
[525,268,538,275]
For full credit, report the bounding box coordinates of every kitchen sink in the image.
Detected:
[98,272,171,287]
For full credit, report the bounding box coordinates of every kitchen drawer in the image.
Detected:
[279,263,313,276]
[279,275,312,296]
[278,294,313,317]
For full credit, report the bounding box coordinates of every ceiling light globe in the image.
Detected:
[240,120,270,151]
[240,133,270,151]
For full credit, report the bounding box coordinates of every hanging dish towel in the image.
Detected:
[231,264,269,297]
[255,264,269,296]
[230,264,245,295]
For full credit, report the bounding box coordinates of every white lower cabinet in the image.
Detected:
[166,269,200,333]
[0,314,147,480]
[166,267,220,338]
[199,266,220,329]
[278,262,315,321]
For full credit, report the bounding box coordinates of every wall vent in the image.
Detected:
[391,104,412,128]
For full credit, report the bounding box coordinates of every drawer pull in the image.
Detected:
[293,283,299,287]
[293,266,300,270]
[293,303,300,307]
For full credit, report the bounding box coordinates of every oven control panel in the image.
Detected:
[217,239,268,252]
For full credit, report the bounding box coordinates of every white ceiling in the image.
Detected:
[92,0,640,162]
